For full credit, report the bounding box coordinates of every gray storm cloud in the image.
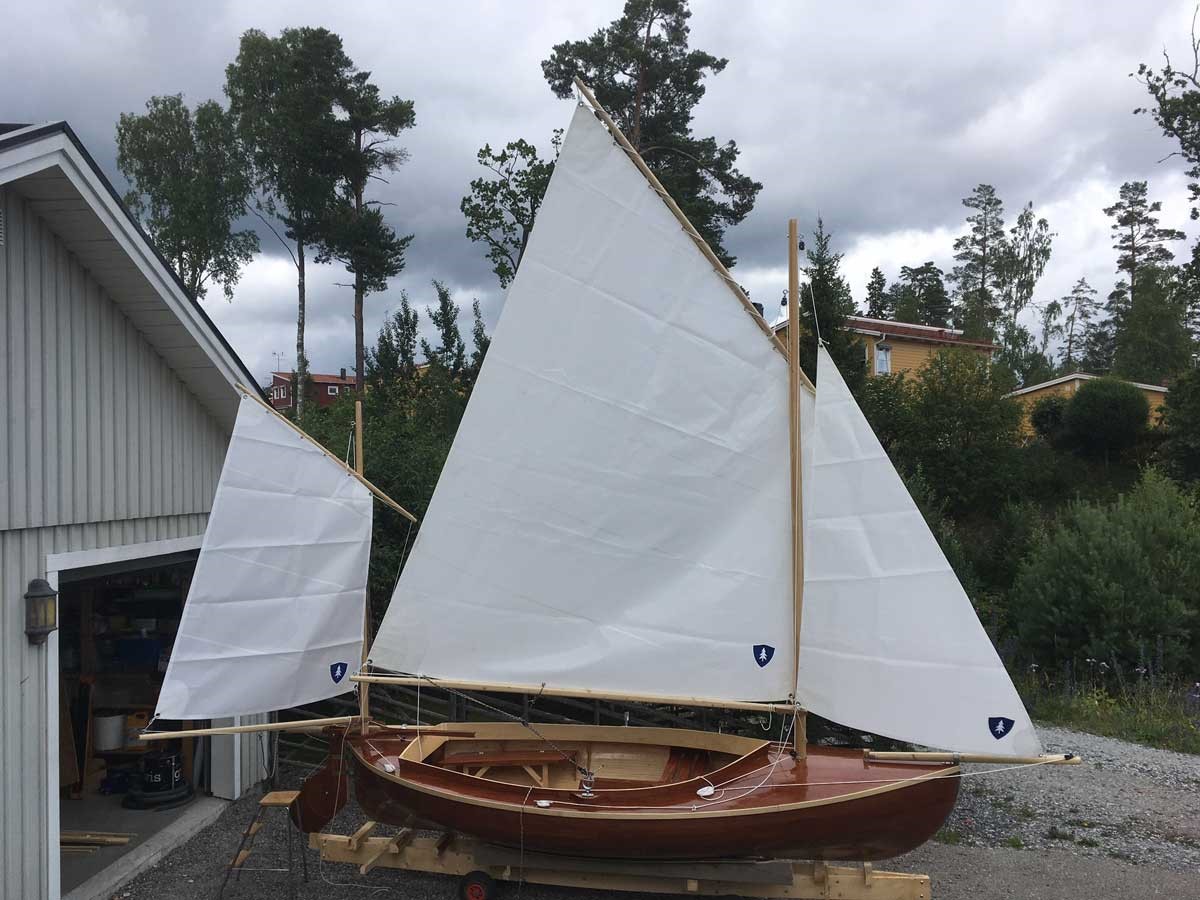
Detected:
[4,0,1198,379]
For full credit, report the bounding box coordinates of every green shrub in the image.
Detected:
[1063,378,1149,460]
[1010,470,1200,672]
[1160,367,1200,482]
[1030,394,1068,446]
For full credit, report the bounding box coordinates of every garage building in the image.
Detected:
[1,121,267,900]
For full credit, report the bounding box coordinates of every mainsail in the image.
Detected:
[368,104,797,702]
[155,394,373,720]
[797,347,1040,756]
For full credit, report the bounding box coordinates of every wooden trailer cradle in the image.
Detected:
[310,824,932,900]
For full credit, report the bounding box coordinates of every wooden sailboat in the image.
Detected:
[145,80,1076,865]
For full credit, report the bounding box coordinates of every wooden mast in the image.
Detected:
[788,219,808,757]
[356,399,371,733]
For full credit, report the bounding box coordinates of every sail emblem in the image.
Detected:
[988,716,1015,739]
[330,662,349,684]
[753,645,775,668]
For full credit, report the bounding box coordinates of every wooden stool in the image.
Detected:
[219,790,308,899]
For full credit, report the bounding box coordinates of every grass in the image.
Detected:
[935,828,963,846]
[1004,835,1024,849]
[1016,672,1200,755]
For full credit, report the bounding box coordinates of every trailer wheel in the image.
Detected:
[459,870,496,900]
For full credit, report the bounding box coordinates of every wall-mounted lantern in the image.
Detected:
[24,578,58,645]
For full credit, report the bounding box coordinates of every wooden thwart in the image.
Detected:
[311,828,932,899]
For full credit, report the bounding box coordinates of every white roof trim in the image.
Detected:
[1007,371,1168,398]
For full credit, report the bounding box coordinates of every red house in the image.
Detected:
[267,369,356,410]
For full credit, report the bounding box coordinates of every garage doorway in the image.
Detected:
[48,541,236,898]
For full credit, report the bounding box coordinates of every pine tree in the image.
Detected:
[949,184,1007,339]
[864,266,890,318]
[894,262,950,326]
[1058,277,1099,370]
[1112,266,1193,384]
[798,218,861,385]
[542,0,761,267]
[1103,181,1185,300]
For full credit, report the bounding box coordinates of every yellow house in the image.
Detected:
[1006,373,1168,432]
[771,312,996,376]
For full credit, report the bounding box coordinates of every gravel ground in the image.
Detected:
[112,724,1200,900]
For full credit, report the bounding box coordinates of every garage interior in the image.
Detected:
[57,551,211,895]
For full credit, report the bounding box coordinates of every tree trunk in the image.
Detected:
[630,10,656,150]
[296,240,306,416]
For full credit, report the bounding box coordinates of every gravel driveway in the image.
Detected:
[112,725,1200,900]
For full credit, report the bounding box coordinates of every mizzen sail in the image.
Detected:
[155,393,373,720]
[368,104,796,703]
[797,347,1039,755]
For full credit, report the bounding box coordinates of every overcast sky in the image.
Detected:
[5,0,1200,382]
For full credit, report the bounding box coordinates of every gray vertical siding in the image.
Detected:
[0,188,225,533]
[0,188,247,900]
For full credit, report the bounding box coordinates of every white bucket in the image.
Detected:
[94,714,126,751]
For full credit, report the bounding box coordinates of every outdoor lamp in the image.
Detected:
[24,578,58,645]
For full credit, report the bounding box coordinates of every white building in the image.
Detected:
[0,121,266,900]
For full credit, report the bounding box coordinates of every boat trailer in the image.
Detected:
[311,823,932,899]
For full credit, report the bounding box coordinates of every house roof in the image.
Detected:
[1006,371,1169,398]
[769,307,997,351]
[0,121,261,429]
[271,371,356,386]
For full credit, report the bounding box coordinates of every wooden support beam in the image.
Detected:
[311,831,932,899]
[359,828,413,875]
[348,821,378,852]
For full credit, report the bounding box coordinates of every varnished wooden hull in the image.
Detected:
[342,723,958,861]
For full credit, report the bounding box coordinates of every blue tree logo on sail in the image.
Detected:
[330,662,349,684]
[988,716,1015,739]
[753,645,775,668]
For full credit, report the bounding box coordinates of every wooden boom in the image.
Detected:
[864,751,1082,765]
[351,673,797,715]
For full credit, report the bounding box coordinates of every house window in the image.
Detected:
[875,344,892,375]
[328,385,339,396]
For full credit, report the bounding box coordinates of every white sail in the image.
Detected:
[155,394,372,719]
[797,347,1039,755]
[369,104,796,702]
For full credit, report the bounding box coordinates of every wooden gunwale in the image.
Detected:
[349,737,958,821]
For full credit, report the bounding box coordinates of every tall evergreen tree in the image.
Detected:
[798,218,861,385]
[949,184,1007,339]
[1112,265,1193,384]
[896,262,951,326]
[116,95,259,301]
[1103,181,1184,301]
[1058,277,1099,370]
[321,70,416,392]
[864,266,890,318]
[225,27,353,413]
[541,0,761,267]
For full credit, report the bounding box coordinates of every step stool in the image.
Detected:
[218,790,309,899]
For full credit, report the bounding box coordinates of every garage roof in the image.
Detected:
[0,121,261,430]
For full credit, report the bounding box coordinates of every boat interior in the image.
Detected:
[384,723,770,791]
